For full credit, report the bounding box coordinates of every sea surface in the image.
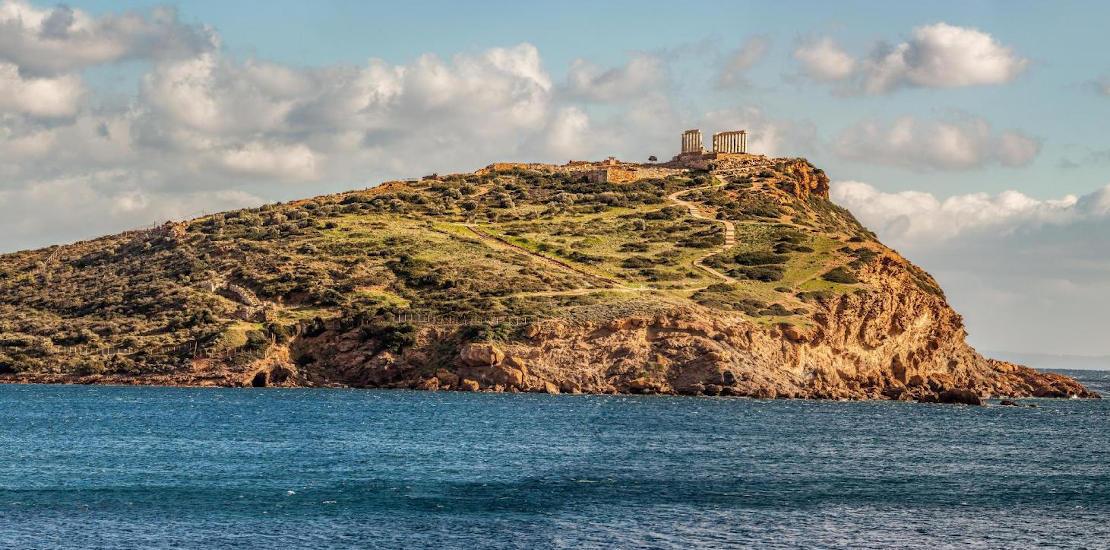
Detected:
[1,370,1107,549]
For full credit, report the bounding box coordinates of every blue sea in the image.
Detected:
[1,370,1107,549]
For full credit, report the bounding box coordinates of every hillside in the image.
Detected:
[0,155,1097,401]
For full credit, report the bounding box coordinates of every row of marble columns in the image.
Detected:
[681,130,702,153]
[712,131,747,154]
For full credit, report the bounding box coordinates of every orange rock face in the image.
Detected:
[778,159,830,199]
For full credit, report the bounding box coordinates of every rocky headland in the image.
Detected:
[0,155,1097,403]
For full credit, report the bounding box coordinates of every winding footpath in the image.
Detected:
[667,184,737,284]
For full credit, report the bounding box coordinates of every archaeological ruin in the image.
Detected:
[415,128,762,186]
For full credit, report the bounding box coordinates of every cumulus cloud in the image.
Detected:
[793,37,856,82]
[564,53,668,102]
[0,62,82,117]
[0,0,216,75]
[832,181,1110,354]
[713,36,769,89]
[216,142,319,181]
[795,23,1027,94]
[832,115,1041,170]
[831,181,1088,243]
[0,170,263,249]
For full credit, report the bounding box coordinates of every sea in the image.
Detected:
[0,369,1107,549]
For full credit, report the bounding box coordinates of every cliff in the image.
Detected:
[0,156,1096,402]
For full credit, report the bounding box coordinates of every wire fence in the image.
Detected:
[385,312,552,327]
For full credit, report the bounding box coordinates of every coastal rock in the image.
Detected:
[459,343,505,367]
[936,389,984,406]
[434,369,459,388]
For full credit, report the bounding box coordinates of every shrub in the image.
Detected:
[797,290,834,303]
[760,303,793,316]
[644,206,687,220]
[732,265,785,282]
[362,323,416,353]
[620,242,649,253]
[734,251,788,265]
[822,267,858,284]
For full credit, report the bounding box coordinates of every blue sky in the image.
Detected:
[70,0,1110,199]
[1,0,1110,356]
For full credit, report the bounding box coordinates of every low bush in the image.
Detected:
[822,267,858,284]
[734,251,788,265]
[732,265,785,282]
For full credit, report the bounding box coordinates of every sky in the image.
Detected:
[1,0,1109,357]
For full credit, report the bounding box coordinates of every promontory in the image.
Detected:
[0,130,1097,402]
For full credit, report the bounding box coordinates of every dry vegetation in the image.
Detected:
[0,159,906,377]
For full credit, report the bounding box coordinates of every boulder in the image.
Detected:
[459,342,504,367]
[503,356,529,375]
[937,389,983,406]
[491,365,524,387]
[999,399,1018,406]
[434,369,459,387]
[460,379,480,392]
[542,381,560,394]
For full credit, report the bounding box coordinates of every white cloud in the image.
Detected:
[0,170,263,249]
[543,107,593,159]
[793,37,856,82]
[0,61,82,117]
[564,53,667,102]
[714,36,769,89]
[832,115,1040,170]
[0,0,216,75]
[796,23,1027,94]
[831,180,1083,243]
[216,142,319,181]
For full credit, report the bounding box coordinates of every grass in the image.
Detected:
[0,159,914,376]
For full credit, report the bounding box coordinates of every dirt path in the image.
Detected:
[667,184,738,284]
[462,225,629,289]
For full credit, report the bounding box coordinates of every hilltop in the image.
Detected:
[0,154,1096,401]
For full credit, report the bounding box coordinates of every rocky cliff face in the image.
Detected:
[268,255,1090,401]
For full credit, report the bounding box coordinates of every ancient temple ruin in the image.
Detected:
[681,129,704,154]
[672,128,752,168]
[711,130,747,154]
